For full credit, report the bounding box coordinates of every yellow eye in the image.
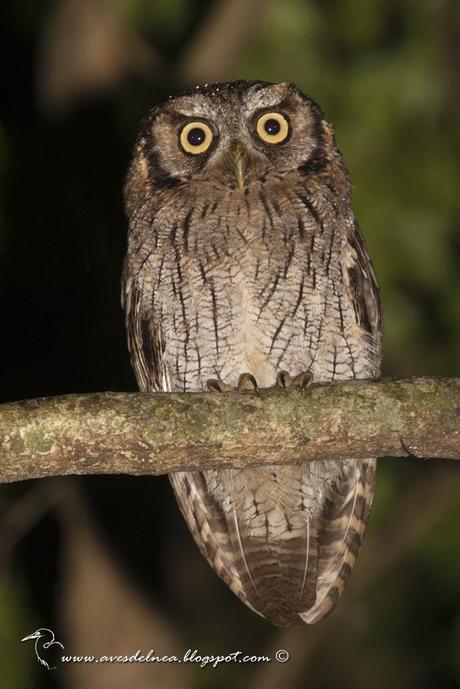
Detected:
[179,121,213,154]
[256,112,290,144]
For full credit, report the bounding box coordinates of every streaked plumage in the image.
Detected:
[122,80,382,627]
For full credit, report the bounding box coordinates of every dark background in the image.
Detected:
[0,1,459,687]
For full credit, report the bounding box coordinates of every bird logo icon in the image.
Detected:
[21,628,64,670]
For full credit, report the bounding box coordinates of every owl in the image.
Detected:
[122,80,382,627]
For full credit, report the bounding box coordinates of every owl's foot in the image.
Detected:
[206,372,260,394]
[276,370,313,393]
[237,372,259,392]
[206,379,233,393]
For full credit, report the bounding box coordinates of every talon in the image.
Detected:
[294,371,314,393]
[237,372,259,393]
[275,370,314,393]
[276,370,292,389]
[206,379,232,393]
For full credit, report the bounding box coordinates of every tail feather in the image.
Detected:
[227,512,320,626]
[170,459,376,627]
[169,471,256,612]
[300,459,376,624]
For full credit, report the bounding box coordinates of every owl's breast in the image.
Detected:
[153,186,378,391]
[227,269,280,387]
[180,232,314,389]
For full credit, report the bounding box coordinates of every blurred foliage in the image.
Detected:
[0,0,459,688]
[0,577,33,688]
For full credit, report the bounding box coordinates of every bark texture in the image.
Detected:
[0,377,458,484]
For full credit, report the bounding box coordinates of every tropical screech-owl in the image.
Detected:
[122,80,382,627]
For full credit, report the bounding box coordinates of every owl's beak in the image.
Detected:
[232,143,248,190]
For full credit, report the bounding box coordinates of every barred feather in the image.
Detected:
[122,80,382,626]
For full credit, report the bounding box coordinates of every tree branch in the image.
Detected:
[0,377,458,484]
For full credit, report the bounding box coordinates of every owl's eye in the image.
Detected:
[179,121,213,155]
[256,112,290,144]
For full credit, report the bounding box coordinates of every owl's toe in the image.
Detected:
[276,370,313,393]
[237,372,259,393]
[296,371,314,393]
[207,373,260,394]
[276,370,293,389]
[206,378,233,393]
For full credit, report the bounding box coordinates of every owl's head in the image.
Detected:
[126,81,344,201]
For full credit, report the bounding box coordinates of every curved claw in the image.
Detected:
[206,379,233,393]
[295,371,314,393]
[276,370,292,389]
[276,370,313,393]
[237,372,259,393]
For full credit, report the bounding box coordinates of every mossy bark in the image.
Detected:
[0,377,459,483]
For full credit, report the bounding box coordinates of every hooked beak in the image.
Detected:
[22,631,41,642]
[232,143,248,190]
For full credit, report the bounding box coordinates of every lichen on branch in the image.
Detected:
[0,377,458,484]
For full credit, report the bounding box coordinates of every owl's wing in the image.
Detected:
[122,272,170,392]
[345,221,382,358]
[298,219,381,623]
[300,458,376,624]
[169,470,258,614]
[123,272,256,612]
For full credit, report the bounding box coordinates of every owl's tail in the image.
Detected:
[299,458,376,624]
[170,459,376,627]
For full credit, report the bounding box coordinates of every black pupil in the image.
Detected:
[264,118,281,136]
[187,127,206,146]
